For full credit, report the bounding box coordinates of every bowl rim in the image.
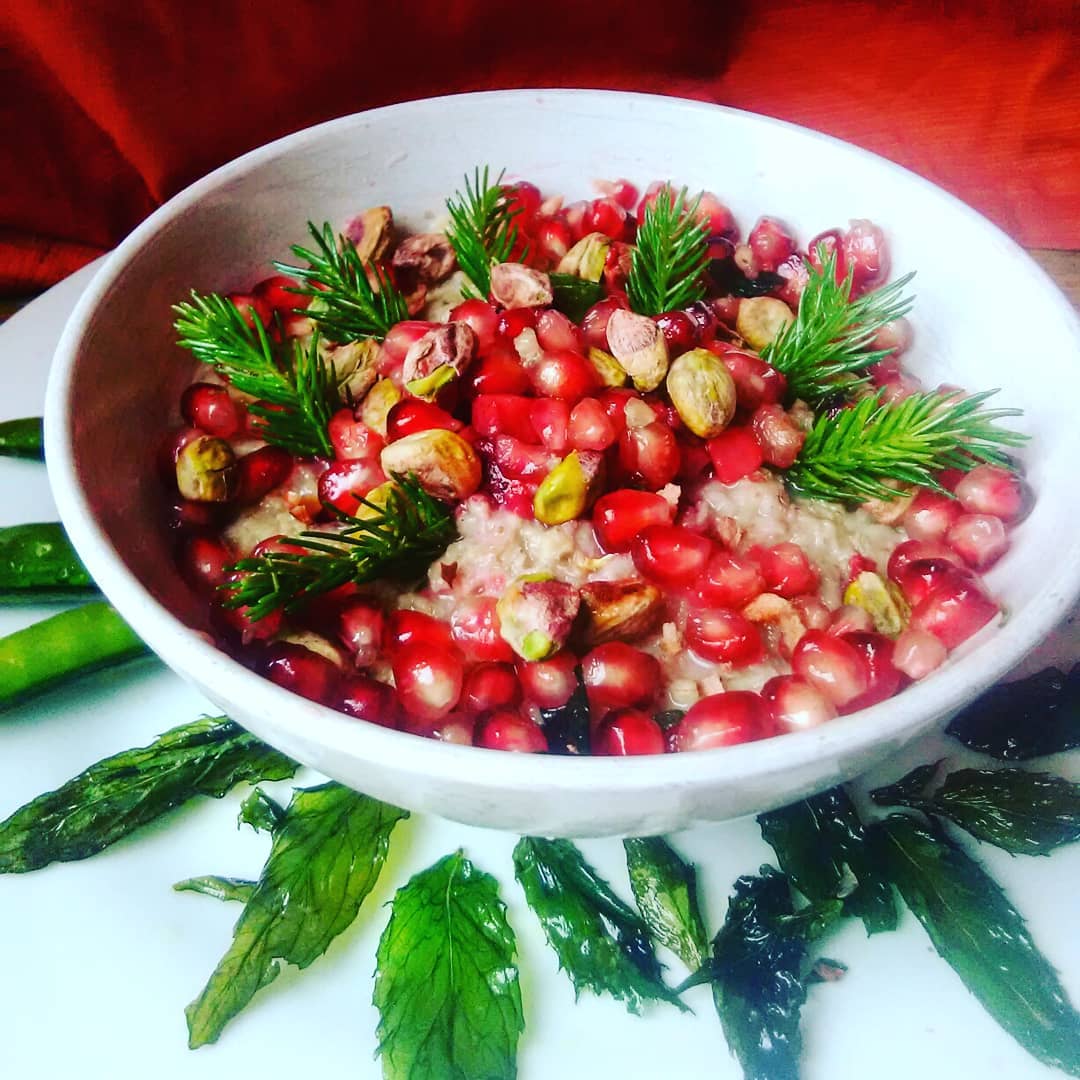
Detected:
[44,88,1080,801]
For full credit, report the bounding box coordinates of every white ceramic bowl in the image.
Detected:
[45,90,1080,837]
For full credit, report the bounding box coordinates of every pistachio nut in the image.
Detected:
[391,232,457,285]
[606,308,669,391]
[328,337,380,401]
[379,429,481,502]
[665,347,737,438]
[352,480,399,520]
[344,206,394,263]
[555,232,611,282]
[577,580,664,647]
[843,571,909,636]
[585,346,628,388]
[496,574,580,660]
[359,378,402,438]
[490,262,554,309]
[176,435,238,502]
[403,323,477,399]
[736,297,795,351]
[533,450,605,526]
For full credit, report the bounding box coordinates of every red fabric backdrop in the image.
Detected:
[1,0,1076,290]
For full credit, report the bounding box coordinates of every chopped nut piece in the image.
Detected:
[577,580,664,646]
[606,309,670,391]
[344,206,394,263]
[861,483,915,525]
[391,232,457,285]
[585,346,628,387]
[742,593,806,654]
[176,436,237,502]
[513,327,544,368]
[666,347,737,438]
[490,263,554,309]
[328,337,380,401]
[533,450,605,525]
[843,571,909,635]
[736,297,795,350]
[402,323,477,399]
[379,429,481,502]
[497,574,580,660]
[360,378,402,437]
[556,232,611,282]
[353,480,398,520]
[623,397,656,429]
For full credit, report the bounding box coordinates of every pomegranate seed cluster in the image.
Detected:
[164,176,1032,756]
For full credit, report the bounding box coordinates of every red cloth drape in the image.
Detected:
[1,0,1076,290]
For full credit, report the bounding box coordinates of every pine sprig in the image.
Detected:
[784,388,1028,503]
[274,222,409,343]
[444,167,522,298]
[762,249,915,405]
[224,475,457,619]
[173,292,337,457]
[626,186,709,316]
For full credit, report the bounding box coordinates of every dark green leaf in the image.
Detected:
[174,875,257,904]
[869,762,939,810]
[758,787,897,934]
[0,715,296,873]
[946,665,1080,760]
[872,766,1080,856]
[873,814,1080,1076]
[623,836,708,970]
[185,782,408,1048]
[549,273,605,323]
[238,788,285,834]
[374,850,523,1080]
[538,673,591,755]
[0,416,44,460]
[0,522,95,599]
[513,836,685,1014]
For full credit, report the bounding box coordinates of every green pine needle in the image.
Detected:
[274,221,409,343]
[173,292,338,457]
[762,249,915,406]
[785,388,1028,503]
[223,475,457,619]
[445,167,523,298]
[626,187,709,316]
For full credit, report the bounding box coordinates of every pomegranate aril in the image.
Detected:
[757,542,819,598]
[653,311,698,351]
[317,457,386,515]
[327,409,384,462]
[379,320,438,377]
[392,643,464,721]
[684,608,763,666]
[179,534,232,591]
[472,395,539,443]
[517,651,578,709]
[886,539,960,583]
[592,489,674,552]
[761,675,837,733]
[497,307,538,340]
[841,632,902,712]
[181,383,241,438]
[569,398,617,452]
[790,629,870,708]
[388,609,456,654]
[946,513,1009,569]
[529,349,600,401]
[449,299,500,353]
[671,692,766,752]
[581,295,630,351]
[619,421,681,490]
[450,596,514,662]
[893,627,948,680]
[908,573,999,649]
[474,710,548,753]
[534,217,573,266]
[254,274,308,312]
[216,597,283,643]
[748,217,796,272]
[530,398,571,452]
[483,434,557,481]
[695,550,766,608]
[469,348,532,395]
[338,674,399,727]
[871,316,913,356]
[713,348,787,409]
[595,709,666,755]
[581,642,660,711]
[338,600,385,667]
[954,465,1030,523]
[228,292,272,329]
[826,604,874,637]
[236,446,293,505]
[841,219,890,294]
[385,398,462,441]
[903,489,961,542]
[790,594,830,632]
[707,426,764,484]
[431,713,477,745]
[263,643,340,705]
[805,229,848,285]
[462,662,522,713]
[751,403,805,468]
[892,557,976,609]
[631,524,714,588]
[535,310,585,353]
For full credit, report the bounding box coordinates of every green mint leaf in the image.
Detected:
[513,836,685,1014]
[872,767,1080,857]
[0,715,296,873]
[174,875,257,904]
[623,836,709,970]
[548,273,605,323]
[373,850,523,1080]
[946,664,1080,760]
[758,787,897,934]
[873,814,1080,1076]
[185,782,408,1048]
[238,788,286,834]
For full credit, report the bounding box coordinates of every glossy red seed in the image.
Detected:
[530,398,571,452]
[568,398,617,451]
[317,458,386,514]
[580,295,630,350]
[181,382,241,438]
[449,298,500,353]
[379,320,438,377]
[387,609,456,653]
[684,608,763,666]
[842,219,890,295]
[236,445,293,505]
[805,229,848,285]
[337,600,385,667]
[263,643,340,705]
[954,465,1030,523]
[385,399,461,441]
[392,643,464,721]
[483,434,557,481]
[462,662,522,714]
[751,404,805,468]
[472,395,539,443]
[535,310,585,353]
[529,349,600,401]
[227,292,272,328]
[592,489,674,552]
[908,574,999,649]
[619,421,681,490]
[671,692,766,752]
[469,347,532,395]
[757,543,819,598]
[327,408,384,461]
[760,675,837,734]
[178,534,232,591]
[581,643,660,712]
[216,598,283,643]
[338,674,399,727]
[707,426,765,484]
[534,216,573,267]
[474,710,548,753]
[516,651,578,709]
[594,709,666,755]
[790,630,870,708]
[886,539,960,583]
[713,347,787,410]
[892,557,975,608]
[791,594,831,632]
[653,311,698,351]
[694,549,766,608]
[450,596,514,663]
[841,632,903,712]
[585,196,630,240]
[903,489,961,543]
[631,524,714,588]
[748,217,796,272]
[496,307,539,340]
[892,628,948,680]
[946,513,1009,569]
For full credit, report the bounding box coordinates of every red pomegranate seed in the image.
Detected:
[338,600,385,667]
[216,596,283,643]
[569,398,617,452]
[892,628,948,680]
[254,274,308,311]
[790,594,831,632]
[775,253,809,307]
[535,216,573,266]
[483,434,557,481]
[385,399,462,441]
[168,496,220,532]
[236,446,293,505]
[653,311,698,351]
[684,609,763,666]
[871,317,913,356]
[712,348,787,410]
[790,630,870,708]
[263,643,340,705]
[903,489,961,542]
[449,299,500,353]
[338,674,399,727]
[516,651,578,709]
[530,349,600,401]
[474,710,548,753]
[748,217,796,272]
[450,596,514,662]
[327,409,385,462]
[535,310,585,353]
[181,383,241,438]
[387,609,456,654]
[751,404,805,468]
[805,229,848,285]
[393,645,464,722]
[671,692,766,752]
[886,539,960,583]
[581,295,630,350]
[694,191,736,238]
[619,421,681,490]
[462,662,522,713]
[179,534,232,591]
[472,395,539,443]
[757,543,819,598]
[946,513,1009,569]
[484,459,540,517]
[842,632,903,711]
[631,524,714,588]
[842,219,890,294]
[892,557,976,609]
[707,426,765,484]
[469,347,532,395]
[954,465,1030,523]
[760,675,837,733]
[428,713,476,744]
[318,458,386,514]
[530,398,571,452]
[563,200,589,241]
[581,643,661,711]
[694,550,766,608]
[497,307,539,340]
[594,709,666,755]
[585,196,631,240]
[378,320,438,377]
[227,292,272,328]
[592,489,674,552]
[908,572,999,649]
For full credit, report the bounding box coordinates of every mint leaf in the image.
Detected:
[373,849,523,1080]
[873,814,1080,1076]
[513,836,685,1014]
[238,787,285,834]
[548,273,605,323]
[0,715,296,873]
[624,836,708,970]
[174,875,256,904]
[185,782,408,1048]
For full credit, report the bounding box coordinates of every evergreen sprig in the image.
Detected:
[275,221,409,343]
[173,292,338,457]
[762,249,915,405]
[626,186,709,316]
[444,167,522,297]
[224,475,457,619]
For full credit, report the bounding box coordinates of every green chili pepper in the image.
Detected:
[0,602,150,709]
[0,417,44,461]
[0,523,95,600]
